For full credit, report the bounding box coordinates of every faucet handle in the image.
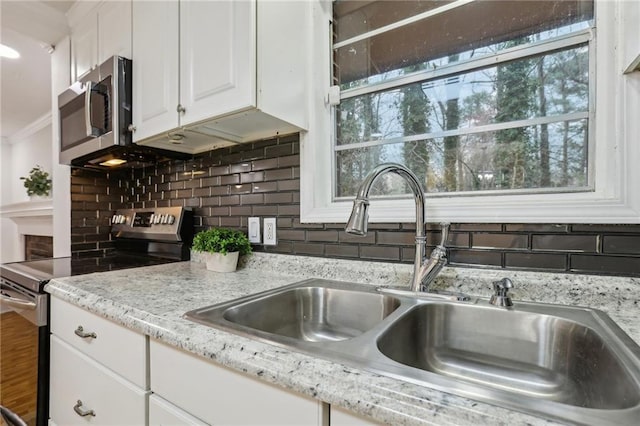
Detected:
[490,278,514,308]
[493,277,513,293]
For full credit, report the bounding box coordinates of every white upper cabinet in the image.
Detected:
[179,0,254,126]
[97,0,132,64]
[132,0,310,154]
[69,0,132,82]
[70,16,97,82]
[131,0,180,142]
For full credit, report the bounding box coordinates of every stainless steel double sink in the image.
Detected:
[184,279,640,425]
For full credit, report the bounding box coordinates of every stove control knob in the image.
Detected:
[154,215,162,224]
[161,214,169,224]
[149,214,156,224]
[111,215,118,225]
[167,215,175,225]
[119,215,127,224]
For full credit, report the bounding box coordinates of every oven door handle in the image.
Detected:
[0,289,36,310]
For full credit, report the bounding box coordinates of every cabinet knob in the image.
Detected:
[74,325,97,339]
[73,400,96,417]
[176,104,186,114]
[128,124,137,132]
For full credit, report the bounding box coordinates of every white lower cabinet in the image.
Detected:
[49,296,149,425]
[49,335,148,425]
[150,339,323,425]
[149,394,208,426]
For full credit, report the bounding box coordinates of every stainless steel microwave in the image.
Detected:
[58,56,132,166]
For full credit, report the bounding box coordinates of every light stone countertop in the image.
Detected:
[45,252,640,426]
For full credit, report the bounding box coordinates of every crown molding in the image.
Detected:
[8,112,52,145]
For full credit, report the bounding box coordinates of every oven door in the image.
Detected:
[0,279,47,326]
[0,279,49,426]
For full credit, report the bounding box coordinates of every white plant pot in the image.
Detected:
[204,251,239,273]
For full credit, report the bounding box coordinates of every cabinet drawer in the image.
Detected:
[50,297,146,388]
[150,339,322,425]
[149,394,208,426]
[50,335,148,426]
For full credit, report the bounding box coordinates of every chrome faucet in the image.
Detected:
[345,163,448,292]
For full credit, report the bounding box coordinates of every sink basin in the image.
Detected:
[377,303,639,410]
[184,278,640,425]
[185,279,401,343]
[222,286,400,342]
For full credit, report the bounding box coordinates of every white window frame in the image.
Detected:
[301,0,640,224]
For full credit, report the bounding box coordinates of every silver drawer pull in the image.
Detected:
[73,400,96,417]
[74,325,97,339]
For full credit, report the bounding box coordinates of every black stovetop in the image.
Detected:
[0,252,179,293]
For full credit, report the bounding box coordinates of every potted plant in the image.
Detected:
[20,165,52,199]
[191,227,252,272]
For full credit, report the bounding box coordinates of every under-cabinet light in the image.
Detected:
[99,159,127,167]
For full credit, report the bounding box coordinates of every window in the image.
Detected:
[300,0,640,224]
[334,0,593,197]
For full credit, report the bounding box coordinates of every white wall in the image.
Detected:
[2,121,53,204]
[0,36,72,263]
[0,215,21,264]
[0,121,53,263]
[51,36,71,258]
[0,141,13,206]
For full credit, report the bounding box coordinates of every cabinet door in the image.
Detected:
[131,0,180,142]
[150,339,322,425]
[179,0,255,127]
[50,297,147,389]
[98,0,132,63]
[71,15,98,81]
[149,394,208,426]
[49,336,147,426]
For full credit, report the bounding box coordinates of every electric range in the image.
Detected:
[0,206,193,426]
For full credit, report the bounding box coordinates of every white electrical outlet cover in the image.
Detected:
[263,218,277,246]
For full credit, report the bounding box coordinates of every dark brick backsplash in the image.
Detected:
[69,133,640,277]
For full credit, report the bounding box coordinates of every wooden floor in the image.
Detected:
[0,311,38,425]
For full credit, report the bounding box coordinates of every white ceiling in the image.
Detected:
[1,0,74,141]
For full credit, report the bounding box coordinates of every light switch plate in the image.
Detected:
[263,218,277,246]
[248,217,261,243]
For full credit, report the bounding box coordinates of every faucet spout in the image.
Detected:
[344,163,447,292]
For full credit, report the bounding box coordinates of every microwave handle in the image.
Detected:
[84,82,100,138]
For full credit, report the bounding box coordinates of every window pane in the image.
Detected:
[334,0,453,43]
[336,45,589,146]
[335,0,593,87]
[336,119,588,197]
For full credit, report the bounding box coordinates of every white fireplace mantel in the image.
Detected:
[0,199,54,236]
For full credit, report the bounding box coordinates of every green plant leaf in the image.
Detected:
[192,227,252,256]
[20,165,52,197]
